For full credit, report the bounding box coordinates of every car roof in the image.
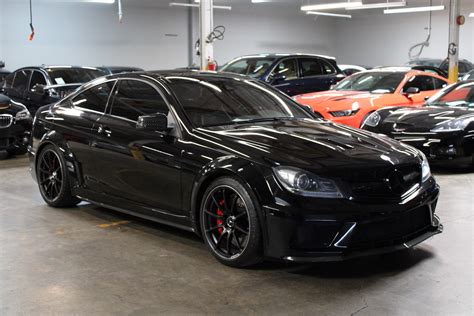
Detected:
[17,65,103,72]
[97,66,143,71]
[226,53,337,61]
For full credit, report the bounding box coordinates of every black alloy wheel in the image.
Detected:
[201,177,262,267]
[37,145,80,207]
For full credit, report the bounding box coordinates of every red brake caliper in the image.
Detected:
[216,200,225,235]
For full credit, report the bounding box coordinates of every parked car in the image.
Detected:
[97,66,144,75]
[293,67,450,128]
[0,61,9,84]
[0,94,32,156]
[220,53,345,96]
[406,58,444,68]
[30,71,442,267]
[339,64,367,76]
[439,58,473,78]
[362,80,474,167]
[1,66,106,114]
[462,70,474,81]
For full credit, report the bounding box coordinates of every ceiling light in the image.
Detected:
[384,5,445,14]
[169,2,232,10]
[346,1,406,10]
[307,11,352,18]
[469,13,474,18]
[301,1,362,11]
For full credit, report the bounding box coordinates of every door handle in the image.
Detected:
[97,125,112,137]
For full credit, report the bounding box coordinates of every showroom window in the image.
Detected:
[273,59,298,80]
[403,75,436,92]
[110,80,168,122]
[71,81,115,113]
[300,58,323,77]
[12,70,31,91]
[29,71,47,90]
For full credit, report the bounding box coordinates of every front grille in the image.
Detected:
[349,207,432,249]
[0,114,13,128]
[344,164,422,199]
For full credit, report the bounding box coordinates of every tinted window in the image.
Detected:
[300,58,322,77]
[169,77,310,128]
[320,60,336,74]
[221,58,275,78]
[4,73,14,88]
[334,72,404,93]
[12,70,31,90]
[47,68,105,85]
[71,81,115,113]
[110,80,168,122]
[273,59,298,80]
[403,75,435,92]
[29,71,47,90]
[433,78,448,90]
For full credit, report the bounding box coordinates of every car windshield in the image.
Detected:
[46,68,105,85]
[168,76,311,128]
[407,59,442,67]
[333,72,405,93]
[427,82,474,107]
[220,57,276,78]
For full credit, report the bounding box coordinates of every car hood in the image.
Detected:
[381,106,474,132]
[197,119,420,174]
[294,90,388,112]
[0,94,26,114]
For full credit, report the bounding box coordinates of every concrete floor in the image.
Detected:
[0,153,473,315]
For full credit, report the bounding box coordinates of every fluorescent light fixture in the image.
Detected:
[384,5,445,14]
[469,12,474,18]
[346,1,406,10]
[169,2,232,10]
[307,11,352,18]
[301,1,362,11]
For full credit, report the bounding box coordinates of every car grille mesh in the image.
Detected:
[0,114,13,128]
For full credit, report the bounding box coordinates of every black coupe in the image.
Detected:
[0,94,32,155]
[29,71,442,267]
[362,80,474,167]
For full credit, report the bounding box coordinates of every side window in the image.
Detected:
[433,78,448,90]
[300,58,322,77]
[403,75,435,92]
[12,70,31,90]
[71,81,115,113]
[459,62,470,74]
[110,80,168,122]
[29,71,47,90]
[273,59,298,80]
[320,60,336,75]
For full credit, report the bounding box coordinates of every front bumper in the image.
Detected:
[0,121,31,150]
[262,180,442,262]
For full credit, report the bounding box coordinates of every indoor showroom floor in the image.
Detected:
[0,155,472,315]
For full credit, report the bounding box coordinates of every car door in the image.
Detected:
[24,70,48,114]
[5,69,31,108]
[269,58,302,96]
[298,57,333,94]
[62,80,116,191]
[91,78,183,216]
[401,75,441,106]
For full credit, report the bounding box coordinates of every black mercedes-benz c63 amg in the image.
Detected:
[29,71,443,267]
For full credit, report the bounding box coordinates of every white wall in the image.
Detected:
[333,2,474,67]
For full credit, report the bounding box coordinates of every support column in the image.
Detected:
[199,0,213,70]
[448,0,461,82]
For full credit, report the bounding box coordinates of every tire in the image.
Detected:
[7,146,27,156]
[36,144,80,208]
[200,176,263,267]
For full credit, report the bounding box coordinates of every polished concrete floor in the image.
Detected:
[0,153,473,315]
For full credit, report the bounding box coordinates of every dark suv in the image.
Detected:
[220,53,345,96]
[1,66,106,114]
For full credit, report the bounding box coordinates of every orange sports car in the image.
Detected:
[293,67,451,128]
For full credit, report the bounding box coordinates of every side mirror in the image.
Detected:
[31,84,46,95]
[269,73,286,83]
[403,87,420,96]
[136,113,168,132]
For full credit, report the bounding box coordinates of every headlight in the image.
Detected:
[420,152,431,182]
[273,166,343,198]
[361,111,381,128]
[329,109,359,117]
[15,109,31,121]
[430,117,474,132]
